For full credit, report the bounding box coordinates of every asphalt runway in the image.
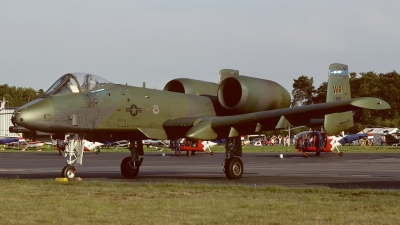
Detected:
[0,151,399,189]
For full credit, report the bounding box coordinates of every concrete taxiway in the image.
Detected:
[0,151,399,189]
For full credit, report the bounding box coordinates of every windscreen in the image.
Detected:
[43,73,110,96]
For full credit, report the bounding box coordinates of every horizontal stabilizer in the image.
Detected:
[350,97,391,110]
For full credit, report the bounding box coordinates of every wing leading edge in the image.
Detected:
[164,97,390,140]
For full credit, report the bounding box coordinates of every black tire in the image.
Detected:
[61,165,76,179]
[120,157,139,179]
[58,148,64,155]
[224,157,243,180]
[339,152,343,156]
[316,151,320,156]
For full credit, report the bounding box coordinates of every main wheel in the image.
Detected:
[120,157,139,178]
[224,157,243,180]
[61,165,76,179]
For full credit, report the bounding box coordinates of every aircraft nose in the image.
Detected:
[13,98,54,131]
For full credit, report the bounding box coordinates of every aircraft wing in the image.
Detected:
[164,97,390,140]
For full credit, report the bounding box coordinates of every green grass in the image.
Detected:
[0,179,399,225]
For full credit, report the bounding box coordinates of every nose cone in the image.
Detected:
[13,98,54,131]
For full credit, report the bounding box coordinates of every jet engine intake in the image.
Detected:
[164,78,219,97]
[217,76,291,113]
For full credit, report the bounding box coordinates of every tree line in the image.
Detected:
[0,84,44,107]
[292,71,400,132]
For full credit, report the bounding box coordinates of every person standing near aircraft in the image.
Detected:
[316,129,323,151]
[380,135,386,146]
[174,139,180,156]
[285,135,290,147]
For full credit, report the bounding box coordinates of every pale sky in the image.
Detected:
[1,0,399,94]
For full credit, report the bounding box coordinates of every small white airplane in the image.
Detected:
[108,140,130,149]
[83,141,104,152]
[143,139,170,150]
[20,140,45,151]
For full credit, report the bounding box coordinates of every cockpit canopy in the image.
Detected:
[43,73,110,96]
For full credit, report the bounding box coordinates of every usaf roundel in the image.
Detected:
[126,104,142,117]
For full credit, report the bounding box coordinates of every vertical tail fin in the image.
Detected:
[324,63,354,135]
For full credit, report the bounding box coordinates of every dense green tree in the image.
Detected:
[312,82,327,104]
[291,75,315,107]
[0,85,41,107]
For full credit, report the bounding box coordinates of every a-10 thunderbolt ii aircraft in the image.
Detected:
[9,63,390,180]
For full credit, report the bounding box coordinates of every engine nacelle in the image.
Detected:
[163,78,219,96]
[217,76,291,113]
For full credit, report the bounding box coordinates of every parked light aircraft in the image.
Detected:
[383,130,400,146]
[0,136,19,145]
[107,140,129,149]
[6,138,44,151]
[9,64,390,180]
[143,139,169,150]
[56,138,103,155]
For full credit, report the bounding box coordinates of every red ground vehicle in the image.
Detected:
[294,131,342,158]
[177,139,215,156]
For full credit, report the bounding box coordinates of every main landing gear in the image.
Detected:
[222,137,243,180]
[120,140,144,179]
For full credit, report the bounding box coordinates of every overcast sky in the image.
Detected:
[1,1,399,94]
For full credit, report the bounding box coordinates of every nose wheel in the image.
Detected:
[61,165,76,180]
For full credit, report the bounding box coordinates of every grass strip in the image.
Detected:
[0,179,399,225]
